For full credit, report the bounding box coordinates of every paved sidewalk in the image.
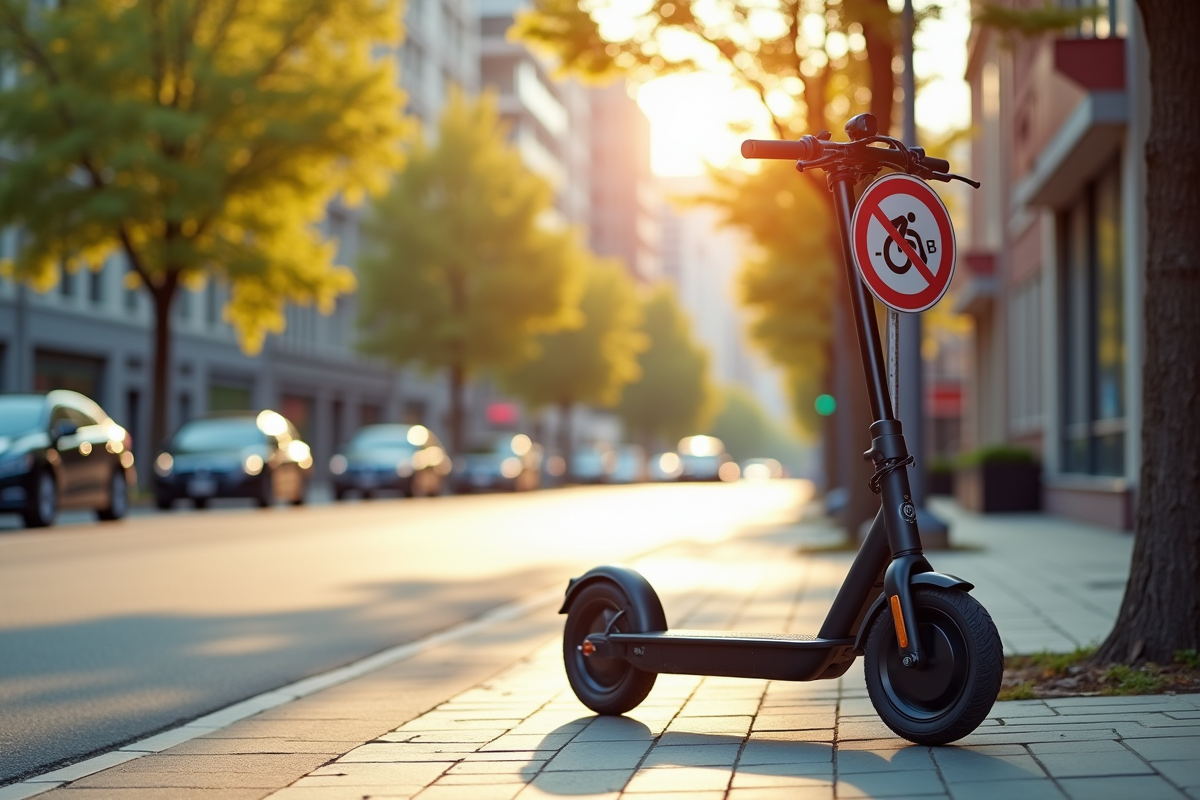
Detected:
[14,498,1200,800]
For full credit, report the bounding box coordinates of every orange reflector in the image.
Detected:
[581,640,596,656]
[889,595,909,649]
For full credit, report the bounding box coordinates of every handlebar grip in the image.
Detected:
[741,137,821,161]
[922,156,950,173]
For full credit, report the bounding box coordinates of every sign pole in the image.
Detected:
[899,0,949,541]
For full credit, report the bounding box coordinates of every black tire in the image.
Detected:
[155,495,172,511]
[97,469,128,521]
[194,497,209,510]
[333,487,347,501]
[23,470,57,528]
[865,586,1003,746]
[256,470,274,508]
[563,582,657,715]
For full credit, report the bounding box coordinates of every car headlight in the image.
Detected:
[243,454,264,476]
[0,452,32,478]
[500,457,522,479]
[396,460,414,477]
[154,452,174,477]
[330,454,347,475]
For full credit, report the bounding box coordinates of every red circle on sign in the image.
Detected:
[851,173,956,313]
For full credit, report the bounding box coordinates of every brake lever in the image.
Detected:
[929,171,981,189]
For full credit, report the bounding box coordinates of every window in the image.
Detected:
[1008,275,1043,433]
[1060,164,1125,476]
[89,267,103,305]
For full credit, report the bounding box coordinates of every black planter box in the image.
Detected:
[955,462,1041,512]
[927,471,954,496]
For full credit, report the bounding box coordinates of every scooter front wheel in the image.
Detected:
[563,581,657,715]
[865,586,1002,746]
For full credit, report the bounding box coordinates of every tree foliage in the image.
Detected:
[616,285,714,450]
[358,89,582,451]
[500,259,646,410]
[0,0,407,444]
[514,0,896,435]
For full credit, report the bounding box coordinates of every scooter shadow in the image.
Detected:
[519,716,1024,796]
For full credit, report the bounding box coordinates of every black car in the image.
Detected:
[451,434,542,493]
[154,411,312,509]
[0,391,136,528]
[329,424,451,500]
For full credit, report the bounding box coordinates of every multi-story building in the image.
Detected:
[589,83,661,284]
[0,2,480,474]
[958,0,1146,528]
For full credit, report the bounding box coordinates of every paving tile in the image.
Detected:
[569,717,659,742]
[752,714,834,732]
[303,762,450,785]
[1058,775,1188,800]
[1034,749,1155,779]
[268,787,418,800]
[727,789,835,800]
[516,768,631,796]
[836,720,901,741]
[931,751,1046,783]
[663,715,752,736]
[624,766,731,792]
[39,790,270,800]
[835,769,945,797]
[477,733,575,752]
[413,784,523,800]
[1026,739,1129,755]
[542,740,652,772]
[1154,759,1200,788]
[946,778,1067,800]
[1123,736,1200,761]
[641,744,740,768]
[737,740,833,767]
[748,729,833,744]
[730,765,833,789]
[444,761,544,777]
[837,747,933,774]
[337,743,475,762]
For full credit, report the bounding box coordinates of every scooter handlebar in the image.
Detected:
[740,137,822,161]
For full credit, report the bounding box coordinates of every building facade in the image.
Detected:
[958,0,1147,528]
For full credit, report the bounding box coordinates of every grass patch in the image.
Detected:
[1002,646,1200,699]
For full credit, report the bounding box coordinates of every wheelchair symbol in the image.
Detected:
[881,212,938,275]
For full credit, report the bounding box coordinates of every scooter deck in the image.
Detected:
[587,630,858,682]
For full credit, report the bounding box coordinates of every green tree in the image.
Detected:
[358,90,582,453]
[0,0,406,448]
[617,285,714,451]
[500,259,646,473]
[515,0,905,535]
[708,385,771,463]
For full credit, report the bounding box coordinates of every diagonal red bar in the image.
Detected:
[870,206,936,285]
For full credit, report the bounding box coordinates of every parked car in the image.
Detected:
[741,457,785,480]
[154,410,312,509]
[610,444,646,484]
[570,444,616,484]
[677,435,735,482]
[647,451,683,482]
[0,390,136,528]
[451,434,541,493]
[329,424,450,500]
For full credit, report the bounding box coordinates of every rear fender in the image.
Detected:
[852,571,974,655]
[559,565,668,633]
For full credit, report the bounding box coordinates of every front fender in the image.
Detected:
[559,565,667,633]
[852,571,974,654]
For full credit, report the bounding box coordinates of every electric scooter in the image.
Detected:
[559,112,1003,747]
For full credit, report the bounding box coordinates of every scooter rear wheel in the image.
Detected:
[865,586,1002,746]
[563,582,657,715]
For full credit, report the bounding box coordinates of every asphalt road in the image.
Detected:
[0,481,808,784]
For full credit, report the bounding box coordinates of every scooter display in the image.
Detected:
[560,113,1003,747]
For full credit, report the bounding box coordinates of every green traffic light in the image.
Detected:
[815,394,837,416]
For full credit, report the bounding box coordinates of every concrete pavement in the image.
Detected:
[8,495,1198,800]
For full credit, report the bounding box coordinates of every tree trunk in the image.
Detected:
[1094,0,1200,665]
[559,399,574,482]
[148,281,178,452]
[448,363,466,456]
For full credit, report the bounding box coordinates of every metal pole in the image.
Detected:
[900,0,948,540]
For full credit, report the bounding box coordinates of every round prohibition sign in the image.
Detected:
[851,173,956,314]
